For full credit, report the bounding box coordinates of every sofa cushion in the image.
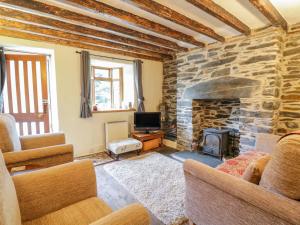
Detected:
[216,151,268,178]
[242,155,271,184]
[260,133,300,200]
[0,151,21,225]
[23,197,112,225]
[0,114,21,153]
[107,138,142,154]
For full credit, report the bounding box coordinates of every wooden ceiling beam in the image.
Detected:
[186,0,251,35]
[0,18,172,59]
[122,0,226,41]
[249,0,288,31]
[0,27,163,61]
[0,0,186,51]
[67,0,206,46]
[0,7,179,55]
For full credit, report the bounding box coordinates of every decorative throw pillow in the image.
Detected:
[242,155,271,184]
[259,133,300,200]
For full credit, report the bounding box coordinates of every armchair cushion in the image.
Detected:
[260,133,300,200]
[23,197,112,225]
[13,160,97,222]
[0,114,21,153]
[0,151,21,225]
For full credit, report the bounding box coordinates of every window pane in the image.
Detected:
[94,68,109,78]
[112,68,120,79]
[95,80,111,109]
[112,80,120,109]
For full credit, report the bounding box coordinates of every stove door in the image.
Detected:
[203,133,222,157]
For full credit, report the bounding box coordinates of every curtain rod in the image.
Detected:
[1,47,51,56]
[75,51,143,63]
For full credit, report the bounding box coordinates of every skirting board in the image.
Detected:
[75,145,106,157]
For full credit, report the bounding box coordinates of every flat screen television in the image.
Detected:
[134,112,161,133]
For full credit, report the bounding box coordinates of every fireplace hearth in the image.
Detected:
[201,128,229,159]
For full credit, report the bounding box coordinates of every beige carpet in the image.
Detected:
[103,152,187,225]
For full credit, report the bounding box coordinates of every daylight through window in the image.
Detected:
[91,59,134,111]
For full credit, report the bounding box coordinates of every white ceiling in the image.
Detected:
[270,0,300,23]
[29,0,300,47]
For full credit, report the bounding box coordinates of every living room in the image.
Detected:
[0,1,300,225]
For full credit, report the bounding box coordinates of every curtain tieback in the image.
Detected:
[138,97,145,102]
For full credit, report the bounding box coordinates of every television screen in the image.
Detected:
[134,112,161,131]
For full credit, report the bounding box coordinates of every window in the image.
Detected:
[92,66,123,110]
[92,66,124,110]
[91,59,135,111]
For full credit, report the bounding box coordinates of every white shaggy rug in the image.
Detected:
[103,152,187,225]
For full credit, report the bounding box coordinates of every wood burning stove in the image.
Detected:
[202,128,229,159]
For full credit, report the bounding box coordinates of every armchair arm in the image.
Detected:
[20,132,66,150]
[13,160,96,222]
[4,144,73,166]
[90,204,150,225]
[184,160,300,225]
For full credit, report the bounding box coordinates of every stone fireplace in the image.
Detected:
[163,26,297,153]
[193,99,240,156]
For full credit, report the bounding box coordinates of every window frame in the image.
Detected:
[91,66,124,110]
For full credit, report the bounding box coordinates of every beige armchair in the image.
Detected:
[0,151,150,225]
[184,133,300,225]
[0,114,73,172]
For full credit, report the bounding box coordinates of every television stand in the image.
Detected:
[132,131,164,151]
[143,130,157,134]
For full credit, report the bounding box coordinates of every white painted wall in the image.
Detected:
[0,36,163,156]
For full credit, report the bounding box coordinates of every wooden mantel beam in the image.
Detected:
[122,0,226,41]
[0,27,163,61]
[0,18,172,59]
[67,0,206,46]
[249,0,288,31]
[0,0,186,51]
[186,0,251,35]
[0,7,180,55]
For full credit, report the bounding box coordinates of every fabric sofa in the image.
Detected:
[0,114,73,171]
[184,133,300,225]
[0,151,150,225]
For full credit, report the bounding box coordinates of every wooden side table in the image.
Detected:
[132,131,164,151]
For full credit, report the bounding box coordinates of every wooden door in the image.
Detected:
[3,54,50,135]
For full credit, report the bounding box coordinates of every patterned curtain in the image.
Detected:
[80,51,92,118]
[133,59,145,112]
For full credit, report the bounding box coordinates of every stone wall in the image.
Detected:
[163,26,300,152]
[162,59,177,125]
[278,24,300,133]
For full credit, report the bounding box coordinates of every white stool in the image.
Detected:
[107,138,142,160]
[105,121,142,160]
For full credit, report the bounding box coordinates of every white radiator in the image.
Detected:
[105,121,129,149]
